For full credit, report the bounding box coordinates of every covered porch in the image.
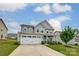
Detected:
[42,34,53,43]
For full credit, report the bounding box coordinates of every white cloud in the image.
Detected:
[0,3,27,12]
[8,21,20,30]
[30,20,37,26]
[52,3,72,13]
[34,3,72,14]
[54,15,70,22]
[34,4,52,14]
[7,18,20,33]
[30,20,39,26]
[49,16,70,31]
[49,19,61,31]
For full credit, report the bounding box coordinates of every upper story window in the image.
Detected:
[37,29,39,32]
[23,27,27,31]
[41,30,43,33]
[0,29,3,32]
[47,31,48,33]
[24,28,26,31]
[50,32,52,34]
[1,29,3,31]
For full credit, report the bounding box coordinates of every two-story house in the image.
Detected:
[0,18,8,39]
[17,20,54,44]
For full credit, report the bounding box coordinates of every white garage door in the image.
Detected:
[21,35,42,44]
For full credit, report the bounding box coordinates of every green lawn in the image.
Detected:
[46,44,79,56]
[0,39,19,56]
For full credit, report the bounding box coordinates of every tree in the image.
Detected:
[60,26,75,44]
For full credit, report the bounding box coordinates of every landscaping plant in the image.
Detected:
[60,26,75,45]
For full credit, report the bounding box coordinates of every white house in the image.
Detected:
[17,20,54,44]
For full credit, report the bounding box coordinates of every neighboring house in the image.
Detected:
[52,31,63,43]
[67,32,79,44]
[53,31,79,44]
[7,33,17,39]
[17,20,54,44]
[0,18,8,39]
[75,33,79,43]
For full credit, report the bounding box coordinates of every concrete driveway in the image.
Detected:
[10,45,64,56]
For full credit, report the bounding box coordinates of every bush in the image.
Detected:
[52,41,57,44]
[60,26,75,44]
[14,42,20,45]
[58,42,62,44]
[47,41,53,44]
[64,45,74,48]
[47,41,59,45]
[75,43,78,46]
[41,41,46,44]
[47,41,62,45]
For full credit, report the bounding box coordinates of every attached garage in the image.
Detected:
[20,35,43,44]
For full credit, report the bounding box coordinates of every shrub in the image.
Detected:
[14,42,20,45]
[64,45,75,48]
[41,41,46,44]
[47,41,52,44]
[60,26,75,44]
[75,43,78,46]
[58,42,62,44]
[52,41,57,44]
[47,41,62,45]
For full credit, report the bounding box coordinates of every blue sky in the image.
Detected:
[0,3,79,33]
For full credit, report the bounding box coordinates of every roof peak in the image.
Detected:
[0,18,8,30]
[35,20,54,30]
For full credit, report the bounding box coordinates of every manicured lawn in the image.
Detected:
[46,44,79,56]
[0,39,19,56]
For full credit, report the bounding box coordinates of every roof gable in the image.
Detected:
[0,18,8,30]
[35,20,54,30]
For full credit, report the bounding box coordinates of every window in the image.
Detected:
[22,36,26,38]
[0,29,3,32]
[33,36,36,38]
[24,28,26,30]
[1,29,3,31]
[23,27,27,32]
[41,30,43,33]
[50,32,52,34]
[27,36,31,38]
[37,29,39,32]
[23,28,26,32]
[37,36,40,38]
[47,31,48,33]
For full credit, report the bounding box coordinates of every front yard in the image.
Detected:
[46,44,79,56]
[0,39,19,56]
